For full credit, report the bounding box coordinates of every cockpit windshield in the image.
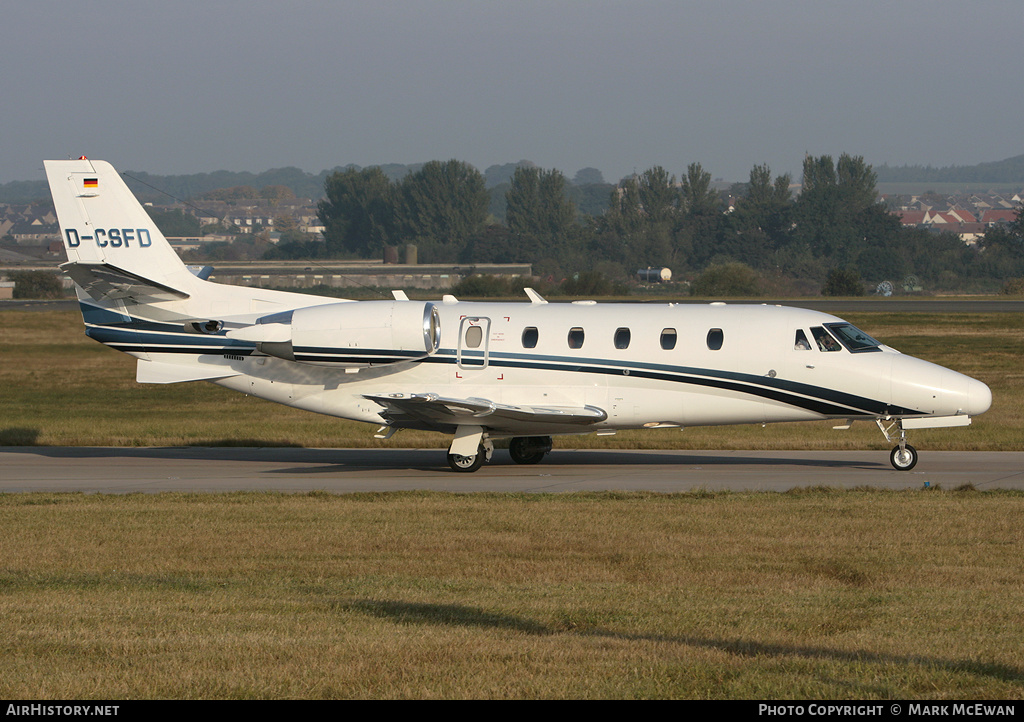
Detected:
[824,323,883,353]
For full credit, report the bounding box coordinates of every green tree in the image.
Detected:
[398,160,489,261]
[201,186,261,201]
[144,208,201,237]
[10,270,64,299]
[572,167,605,185]
[679,162,723,268]
[260,185,296,202]
[558,270,627,297]
[504,166,577,261]
[637,166,680,225]
[504,167,542,235]
[978,209,1024,280]
[450,274,525,297]
[821,267,866,296]
[318,167,397,257]
[735,164,792,238]
[680,162,720,217]
[690,262,762,297]
[718,164,793,269]
[273,215,315,246]
[593,175,643,266]
[791,153,898,272]
[594,167,683,267]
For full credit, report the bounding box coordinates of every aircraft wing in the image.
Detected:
[61,261,191,303]
[364,393,607,435]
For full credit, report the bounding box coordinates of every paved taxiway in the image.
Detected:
[2,447,1022,493]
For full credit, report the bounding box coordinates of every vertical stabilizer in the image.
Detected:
[44,158,197,300]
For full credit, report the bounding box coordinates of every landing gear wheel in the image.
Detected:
[890,444,918,471]
[509,436,551,465]
[448,445,486,473]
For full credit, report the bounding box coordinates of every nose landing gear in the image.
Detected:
[876,419,919,471]
[889,443,919,471]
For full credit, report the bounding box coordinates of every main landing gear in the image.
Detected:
[876,419,919,471]
[446,435,553,472]
[447,445,487,473]
[509,436,552,465]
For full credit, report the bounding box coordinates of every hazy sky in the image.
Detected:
[3,0,1022,185]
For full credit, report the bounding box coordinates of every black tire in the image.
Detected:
[448,445,486,473]
[509,436,549,465]
[890,444,918,471]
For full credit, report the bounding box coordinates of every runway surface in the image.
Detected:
[2,447,1022,493]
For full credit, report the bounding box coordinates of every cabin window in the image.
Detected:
[465,325,483,348]
[660,328,677,350]
[825,323,882,353]
[614,327,631,349]
[795,329,811,350]
[522,327,539,348]
[810,326,842,352]
[568,327,585,349]
[707,328,724,350]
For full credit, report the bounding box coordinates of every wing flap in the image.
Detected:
[136,359,241,384]
[364,393,607,434]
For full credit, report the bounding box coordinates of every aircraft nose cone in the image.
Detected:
[966,377,992,417]
[889,354,991,417]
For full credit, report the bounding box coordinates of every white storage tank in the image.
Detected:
[637,267,672,283]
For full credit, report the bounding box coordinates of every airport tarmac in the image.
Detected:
[2,447,1022,493]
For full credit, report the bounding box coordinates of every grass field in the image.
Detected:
[1,309,1021,451]
[1,489,1023,699]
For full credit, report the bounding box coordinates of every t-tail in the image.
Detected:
[45,158,202,306]
[45,157,341,318]
[44,158,349,383]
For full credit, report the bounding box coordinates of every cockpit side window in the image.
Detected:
[810,326,842,352]
[795,329,811,350]
[825,323,883,353]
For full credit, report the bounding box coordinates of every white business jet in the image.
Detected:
[44,158,991,472]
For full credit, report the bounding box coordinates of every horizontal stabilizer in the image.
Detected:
[365,392,607,434]
[62,261,190,304]
[136,359,241,384]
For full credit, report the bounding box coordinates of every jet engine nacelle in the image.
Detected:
[227,300,441,367]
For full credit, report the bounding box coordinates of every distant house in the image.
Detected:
[946,209,977,223]
[896,211,927,226]
[981,209,1018,225]
[8,220,59,245]
[954,223,987,245]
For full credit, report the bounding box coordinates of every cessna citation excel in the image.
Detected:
[45,158,991,472]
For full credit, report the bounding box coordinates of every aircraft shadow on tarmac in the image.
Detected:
[267,451,883,475]
[5,444,883,473]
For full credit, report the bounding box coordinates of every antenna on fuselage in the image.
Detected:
[524,287,548,304]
